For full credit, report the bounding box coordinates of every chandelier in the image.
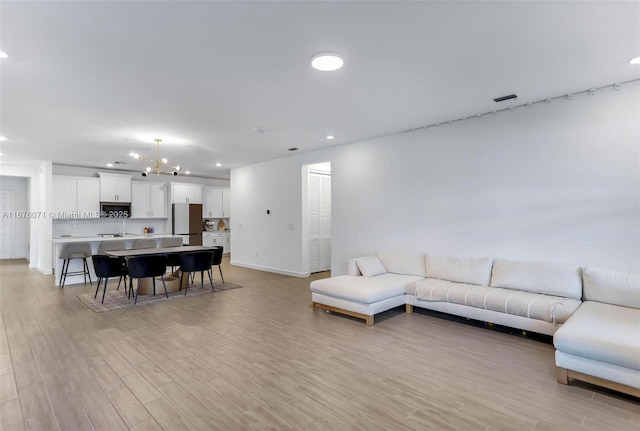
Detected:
[129,138,182,176]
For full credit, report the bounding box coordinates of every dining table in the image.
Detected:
[104,245,218,258]
[105,245,219,295]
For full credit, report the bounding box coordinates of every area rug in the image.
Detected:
[77,281,242,313]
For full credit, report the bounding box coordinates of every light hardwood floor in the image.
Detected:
[0,258,638,430]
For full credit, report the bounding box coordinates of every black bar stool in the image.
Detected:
[132,238,157,250]
[58,243,92,288]
[127,255,169,305]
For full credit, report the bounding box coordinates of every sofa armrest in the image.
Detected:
[347,256,376,276]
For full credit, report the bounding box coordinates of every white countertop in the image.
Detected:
[51,233,177,244]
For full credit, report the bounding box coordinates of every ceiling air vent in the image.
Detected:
[493,93,517,103]
[288,147,299,151]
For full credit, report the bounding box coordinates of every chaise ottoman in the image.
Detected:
[310,273,423,325]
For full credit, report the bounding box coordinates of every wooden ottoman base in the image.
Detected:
[312,302,374,326]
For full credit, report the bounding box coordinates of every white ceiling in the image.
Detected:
[1,1,639,179]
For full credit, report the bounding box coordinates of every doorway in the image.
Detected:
[307,162,331,273]
[0,190,13,259]
[0,176,31,260]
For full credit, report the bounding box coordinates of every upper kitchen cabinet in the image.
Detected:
[52,175,100,218]
[203,187,231,218]
[98,172,132,202]
[131,182,167,218]
[171,183,202,204]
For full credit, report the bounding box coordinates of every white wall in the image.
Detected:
[231,82,640,275]
[0,176,30,258]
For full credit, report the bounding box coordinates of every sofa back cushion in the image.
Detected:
[490,259,582,299]
[583,267,640,309]
[377,252,426,277]
[355,256,388,277]
[426,254,493,286]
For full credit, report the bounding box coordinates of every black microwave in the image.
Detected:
[100,202,131,218]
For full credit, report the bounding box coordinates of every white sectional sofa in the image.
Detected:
[554,267,640,397]
[310,252,640,397]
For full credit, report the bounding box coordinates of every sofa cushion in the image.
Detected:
[583,267,640,309]
[356,256,387,277]
[310,274,423,304]
[554,301,640,371]
[408,278,477,302]
[478,288,580,324]
[490,259,582,299]
[426,254,493,286]
[377,252,426,277]
[410,279,580,324]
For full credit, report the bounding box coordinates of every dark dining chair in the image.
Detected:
[127,255,169,305]
[92,255,128,304]
[179,251,214,295]
[160,237,183,272]
[211,246,224,284]
[97,240,128,287]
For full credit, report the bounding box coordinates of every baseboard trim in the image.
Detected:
[37,265,53,275]
[230,260,310,278]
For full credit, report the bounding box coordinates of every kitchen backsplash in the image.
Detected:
[52,218,169,237]
[203,217,230,231]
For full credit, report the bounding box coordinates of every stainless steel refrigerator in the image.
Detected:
[172,203,203,246]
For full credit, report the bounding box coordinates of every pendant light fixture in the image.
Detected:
[129,138,182,176]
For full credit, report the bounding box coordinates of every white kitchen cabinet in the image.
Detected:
[52,176,100,218]
[222,188,231,218]
[131,182,167,218]
[76,178,100,216]
[171,183,202,204]
[52,176,77,214]
[202,232,229,253]
[98,172,132,202]
[202,187,230,218]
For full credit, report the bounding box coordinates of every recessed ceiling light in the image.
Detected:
[0,153,3,156]
[0,51,7,59]
[630,56,640,65]
[215,163,222,167]
[185,171,191,175]
[106,163,114,167]
[326,135,335,140]
[311,53,344,71]
[0,136,7,142]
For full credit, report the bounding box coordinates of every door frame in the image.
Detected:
[301,162,332,274]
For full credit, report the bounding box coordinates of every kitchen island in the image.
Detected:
[51,234,179,286]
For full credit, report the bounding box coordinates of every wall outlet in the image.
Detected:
[255,252,259,258]
[287,223,294,230]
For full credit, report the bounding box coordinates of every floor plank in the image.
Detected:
[0,257,637,430]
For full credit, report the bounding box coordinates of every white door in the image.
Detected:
[308,171,331,273]
[0,190,13,259]
[318,175,331,270]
